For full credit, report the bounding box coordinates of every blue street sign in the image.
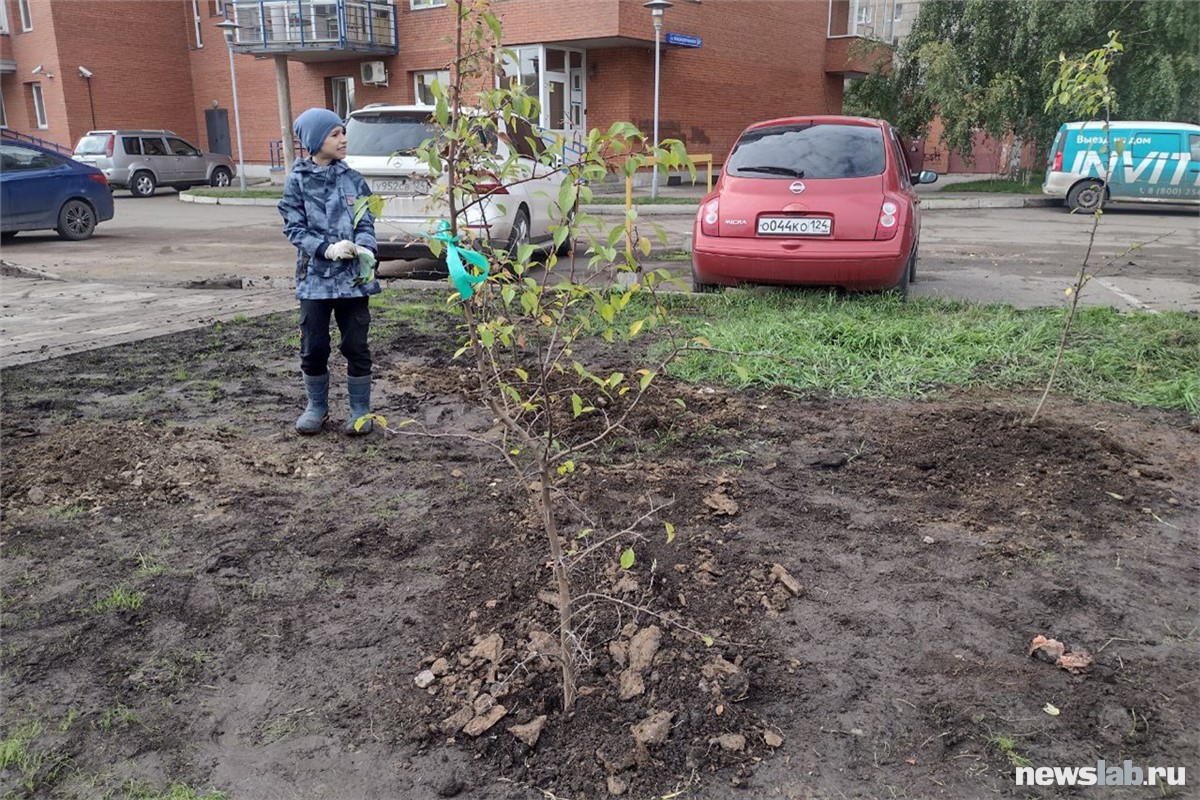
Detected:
[665,33,702,48]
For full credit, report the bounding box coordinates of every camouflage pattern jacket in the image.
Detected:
[279,158,379,300]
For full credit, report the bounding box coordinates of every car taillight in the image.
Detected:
[88,173,108,186]
[105,135,115,158]
[1052,147,1063,172]
[473,173,509,196]
[875,198,900,240]
[700,198,720,237]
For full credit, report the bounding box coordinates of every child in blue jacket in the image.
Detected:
[279,108,380,435]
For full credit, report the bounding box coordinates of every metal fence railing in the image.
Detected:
[269,139,307,170]
[1,128,73,155]
[228,0,396,51]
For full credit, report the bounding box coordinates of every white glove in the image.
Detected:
[323,240,358,260]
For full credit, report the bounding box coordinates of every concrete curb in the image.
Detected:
[581,204,698,217]
[922,196,1058,211]
[0,259,65,281]
[178,192,281,207]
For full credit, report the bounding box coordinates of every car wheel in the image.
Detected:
[130,171,157,198]
[56,199,98,241]
[1067,180,1105,212]
[889,253,912,300]
[505,208,531,262]
[909,244,918,284]
[691,261,719,293]
[211,167,232,188]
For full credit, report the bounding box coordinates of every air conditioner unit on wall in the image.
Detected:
[361,61,388,86]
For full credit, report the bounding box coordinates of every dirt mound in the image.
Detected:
[882,407,1150,534]
[1,421,338,513]
[393,463,801,797]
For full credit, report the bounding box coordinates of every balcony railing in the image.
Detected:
[227,0,397,56]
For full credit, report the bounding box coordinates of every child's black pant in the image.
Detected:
[299,297,371,377]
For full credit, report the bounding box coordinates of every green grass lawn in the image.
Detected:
[182,186,283,199]
[946,177,1044,193]
[660,291,1199,413]
[376,288,1198,413]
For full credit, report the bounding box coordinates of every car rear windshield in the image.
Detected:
[727,123,886,179]
[346,113,438,157]
[74,135,110,156]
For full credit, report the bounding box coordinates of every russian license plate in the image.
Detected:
[757,216,832,236]
[370,177,429,195]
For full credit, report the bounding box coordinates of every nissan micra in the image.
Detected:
[691,116,937,296]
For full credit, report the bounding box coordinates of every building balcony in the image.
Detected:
[227,0,397,61]
[826,0,895,76]
[824,35,891,77]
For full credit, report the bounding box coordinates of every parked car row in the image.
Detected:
[7,113,1194,296]
[342,106,935,298]
[1,129,237,242]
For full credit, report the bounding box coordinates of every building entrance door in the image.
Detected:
[205,108,231,156]
[502,45,586,136]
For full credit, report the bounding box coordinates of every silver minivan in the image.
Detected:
[73,130,237,197]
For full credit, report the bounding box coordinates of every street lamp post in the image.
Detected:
[644,0,672,199]
[217,18,247,192]
[79,68,97,129]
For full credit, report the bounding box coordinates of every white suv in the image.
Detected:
[343,105,571,261]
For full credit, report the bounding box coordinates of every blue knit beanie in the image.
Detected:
[293,108,344,156]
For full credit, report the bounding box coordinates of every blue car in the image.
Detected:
[1,138,114,240]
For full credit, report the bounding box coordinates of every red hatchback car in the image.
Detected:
[691,116,937,296]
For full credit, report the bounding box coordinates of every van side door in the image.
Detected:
[1116,130,1183,201]
[1184,134,1200,202]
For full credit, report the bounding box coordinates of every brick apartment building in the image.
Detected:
[0,0,886,177]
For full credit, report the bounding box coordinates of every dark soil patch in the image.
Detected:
[2,296,1197,799]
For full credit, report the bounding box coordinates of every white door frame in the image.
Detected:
[502,44,587,134]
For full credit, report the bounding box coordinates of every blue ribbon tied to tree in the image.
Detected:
[425,220,490,300]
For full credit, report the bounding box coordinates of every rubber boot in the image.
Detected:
[345,373,373,435]
[295,372,329,435]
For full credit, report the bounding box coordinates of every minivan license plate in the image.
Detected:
[757,216,832,236]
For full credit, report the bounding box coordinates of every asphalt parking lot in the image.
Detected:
[1,192,1197,367]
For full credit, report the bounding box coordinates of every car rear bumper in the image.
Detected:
[692,230,911,290]
[95,188,115,222]
[98,168,131,188]
[1042,171,1073,198]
